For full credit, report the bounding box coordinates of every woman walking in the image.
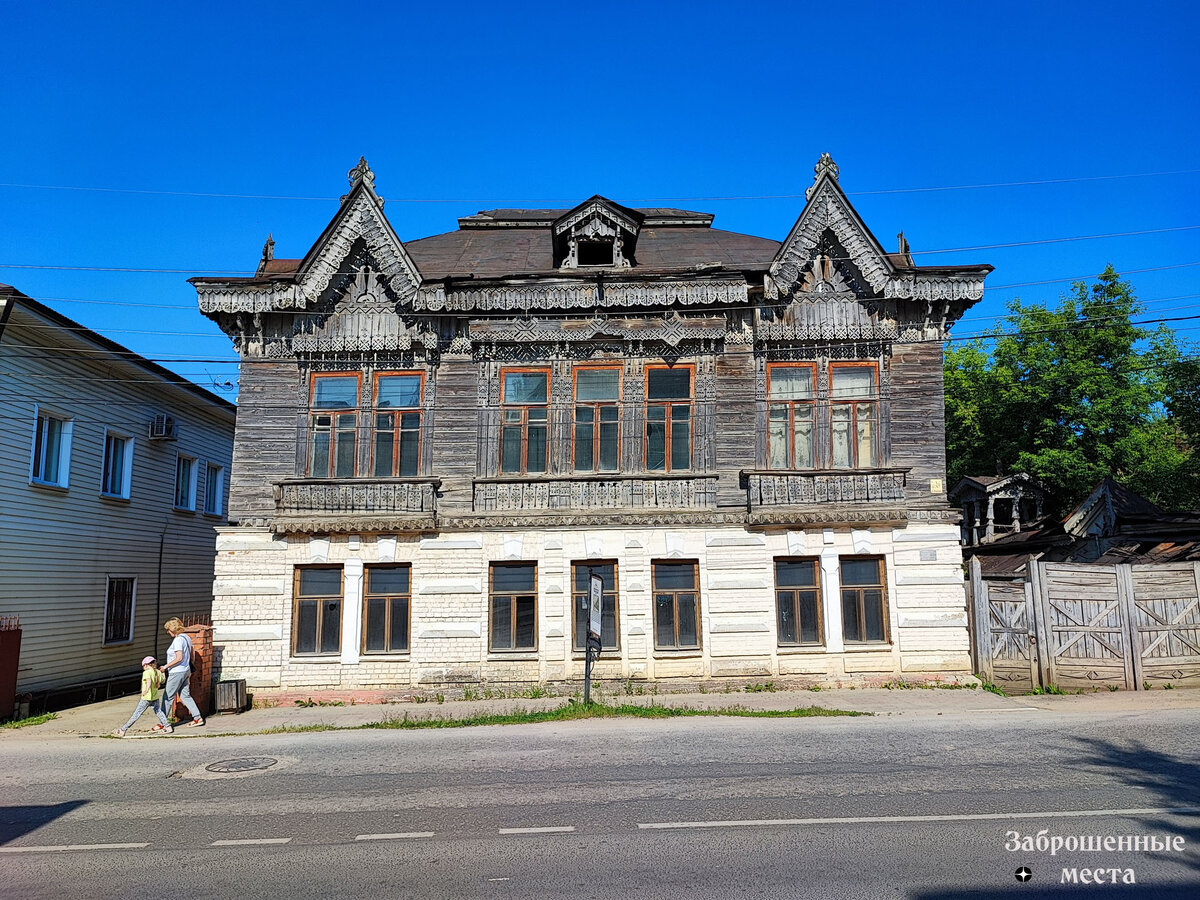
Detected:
[161,618,204,728]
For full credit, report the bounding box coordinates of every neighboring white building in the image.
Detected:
[0,284,235,698]
[195,157,991,694]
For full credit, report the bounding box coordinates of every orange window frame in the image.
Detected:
[572,365,622,472]
[308,371,362,478]
[499,367,551,474]
[643,364,694,472]
[371,371,425,477]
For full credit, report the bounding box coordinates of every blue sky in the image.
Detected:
[2,1,1198,398]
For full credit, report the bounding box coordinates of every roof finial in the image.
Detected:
[262,233,275,263]
[806,153,840,199]
[897,231,913,266]
[347,156,375,190]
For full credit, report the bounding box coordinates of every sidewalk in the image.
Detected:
[5,684,1198,740]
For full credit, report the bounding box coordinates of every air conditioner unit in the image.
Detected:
[148,414,177,441]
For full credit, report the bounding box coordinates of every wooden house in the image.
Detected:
[0,285,235,700]
[194,155,991,692]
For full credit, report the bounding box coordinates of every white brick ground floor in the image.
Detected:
[209,523,972,692]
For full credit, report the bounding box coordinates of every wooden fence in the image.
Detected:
[968,559,1200,692]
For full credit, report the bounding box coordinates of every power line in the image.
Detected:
[2,167,1199,204]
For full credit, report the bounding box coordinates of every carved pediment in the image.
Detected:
[554,196,643,269]
[292,266,434,354]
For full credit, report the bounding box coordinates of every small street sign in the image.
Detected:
[585,573,604,704]
[588,573,603,640]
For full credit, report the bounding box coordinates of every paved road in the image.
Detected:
[2,705,1198,898]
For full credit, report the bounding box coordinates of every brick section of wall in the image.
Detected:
[173,624,214,718]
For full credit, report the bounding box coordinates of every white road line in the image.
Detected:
[211,838,293,846]
[498,826,576,835]
[0,843,150,853]
[488,878,511,882]
[355,832,435,841]
[965,707,1039,712]
[638,806,1200,830]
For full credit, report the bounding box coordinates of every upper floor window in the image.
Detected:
[101,431,133,499]
[174,455,197,510]
[310,373,359,478]
[373,373,423,477]
[500,370,548,475]
[573,367,620,472]
[31,408,72,488]
[645,366,692,472]
[577,240,615,267]
[830,364,878,468]
[767,364,815,469]
[204,463,224,516]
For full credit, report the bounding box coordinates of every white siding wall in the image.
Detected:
[212,522,970,691]
[0,307,235,692]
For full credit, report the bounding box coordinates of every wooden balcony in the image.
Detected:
[741,469,910,526]
[470,473,719,525]
[271,478,440,534]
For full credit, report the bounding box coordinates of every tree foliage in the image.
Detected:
[944,267,1200,514]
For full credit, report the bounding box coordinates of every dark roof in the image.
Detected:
[458,207,714,228]
[404,225,781,280]
[0,283,236,414]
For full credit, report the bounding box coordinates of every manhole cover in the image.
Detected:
[205,757,278,774]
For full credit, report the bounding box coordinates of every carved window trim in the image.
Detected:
[308,371,361,478]
[774,557,823,647]
[644,364,694,473]
[572,365,622,474]
[371,370,425,478]
[765,363,817,470]
[828,362,879,469]
[499,368,551,475]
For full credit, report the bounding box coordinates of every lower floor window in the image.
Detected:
[103,577,136,644]
[572,561,619,650]
[490,563,537,651]
[653,561,700,649]
[294,567,343,655]
[363,565,411,653]
[840,556,888,643]
[775,558,822,646]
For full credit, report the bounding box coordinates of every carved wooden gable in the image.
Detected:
[292,266,433,354]
[771,154,891,300]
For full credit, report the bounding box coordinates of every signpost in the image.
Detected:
[584,573,603,704]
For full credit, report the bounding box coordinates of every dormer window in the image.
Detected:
[577,240,615,267]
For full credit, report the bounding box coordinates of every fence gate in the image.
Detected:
[969,564,1039,693]
[970,558,1200,691]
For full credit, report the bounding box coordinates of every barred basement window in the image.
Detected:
[293,567,343,656]
[362,565,410,654]
[103,576,136,645]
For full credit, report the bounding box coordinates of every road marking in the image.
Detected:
[965,707,1039,712]
[0,843,150,853]
[211,838,293,846]
[638,806,1200,830]
[498,826,576,835]
[488,878,511,882]
[355,832,435,841]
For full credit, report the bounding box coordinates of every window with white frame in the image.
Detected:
[100,431,133,499]
[203,463,224,515]
[174,455,197,510]
[103,576,136,644]
[30,408,73,488]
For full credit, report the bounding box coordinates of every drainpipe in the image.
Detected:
[154,529,166,659]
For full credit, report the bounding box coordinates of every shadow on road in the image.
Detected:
[913,889,1194,899]
[0,801,87,844]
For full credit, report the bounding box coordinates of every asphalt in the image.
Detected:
[7,681,1200,740]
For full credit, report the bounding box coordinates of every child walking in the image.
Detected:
[114,656,172,736]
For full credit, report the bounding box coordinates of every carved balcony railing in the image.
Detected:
[470,473,719,525]
[741,469,910,526]
[272,478,440,533]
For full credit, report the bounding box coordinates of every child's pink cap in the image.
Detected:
[141,656,156,665]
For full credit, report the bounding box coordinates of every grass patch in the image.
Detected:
[363,701,868,730]
[980,680,1007,697]
[2,712,58,729]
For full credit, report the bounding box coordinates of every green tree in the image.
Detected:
[944,266,1199,514]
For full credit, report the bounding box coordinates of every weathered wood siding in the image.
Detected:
[429,355,480,517]
[228,359,299,524]
[713,346,755,509]
[0,305,234,693]
[888,341,948,510]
